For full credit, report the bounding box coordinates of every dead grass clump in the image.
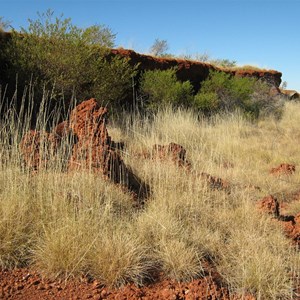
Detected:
[88,230,153,287]
[215,201,296,299]
[32,217,93,278]
[1,88,300,298]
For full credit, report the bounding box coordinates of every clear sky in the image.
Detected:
[1,0,299,91]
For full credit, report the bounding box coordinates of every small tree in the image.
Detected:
[149,38,169,57]
[180,52,237,68]
[280,81,288,90]
[209,58,237,68]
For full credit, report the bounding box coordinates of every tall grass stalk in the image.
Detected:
[0,86,300,297]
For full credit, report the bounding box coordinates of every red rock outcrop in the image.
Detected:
[20,99,150,202]
[53,121,70,138]
[280,89,300,100]
[69,99,150,201]
[257,194,300,247]
[20,130,61,170]
[200,172,231,191]
[257,195,280,217]
[270,163,296,176]
[0,32,283,91]
[142,142,231,191]
[282,215,300,246]
[151,142,192,169]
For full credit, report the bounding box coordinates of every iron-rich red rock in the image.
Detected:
[20,99,149,202]
[200,172,231,191]
[53,121,70,138]
[152,142,192,169]
[270,163,296,176]
[68,99,149,201]
[281,214,300,247]
[257,195,280,217]
[20,130,60,170]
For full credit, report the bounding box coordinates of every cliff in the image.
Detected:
[111,48,282,91]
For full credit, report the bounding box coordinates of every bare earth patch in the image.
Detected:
[0,267,255,300]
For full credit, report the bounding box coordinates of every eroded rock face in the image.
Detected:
[270,163,296,176]
[20,130,61,170]
[111,48,283,91]
[68,99,111,173]
[20,99,150,202]
[68,99,150,201]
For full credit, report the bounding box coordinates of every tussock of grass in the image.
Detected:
[156,238,203,281]
[1,91,300,297]
[88,230,153,287]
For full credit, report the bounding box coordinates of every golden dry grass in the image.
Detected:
[1,99,300,298]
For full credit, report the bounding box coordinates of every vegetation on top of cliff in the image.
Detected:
[1,10,136,109]
[194,70,284,118]
[149,38,237,68]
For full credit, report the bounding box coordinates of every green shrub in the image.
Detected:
[4,10,135,108]
[193,91,220,114]
[194,71,282,118]
[139,68,194,111]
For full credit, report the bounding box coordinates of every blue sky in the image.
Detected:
[1,0,299,91]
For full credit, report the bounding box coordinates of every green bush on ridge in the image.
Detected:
[194,70,283,118]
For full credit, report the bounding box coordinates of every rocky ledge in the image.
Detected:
[111,48,282,91]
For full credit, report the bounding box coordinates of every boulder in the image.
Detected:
[68,99,149,201]
[280,89,300,100]
[281,213,300,247]
[257,195,280,217]
[20,99,150,202]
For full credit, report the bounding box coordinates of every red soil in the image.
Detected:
[0,267,255,300]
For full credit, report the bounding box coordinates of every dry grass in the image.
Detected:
[1,93,300,297]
